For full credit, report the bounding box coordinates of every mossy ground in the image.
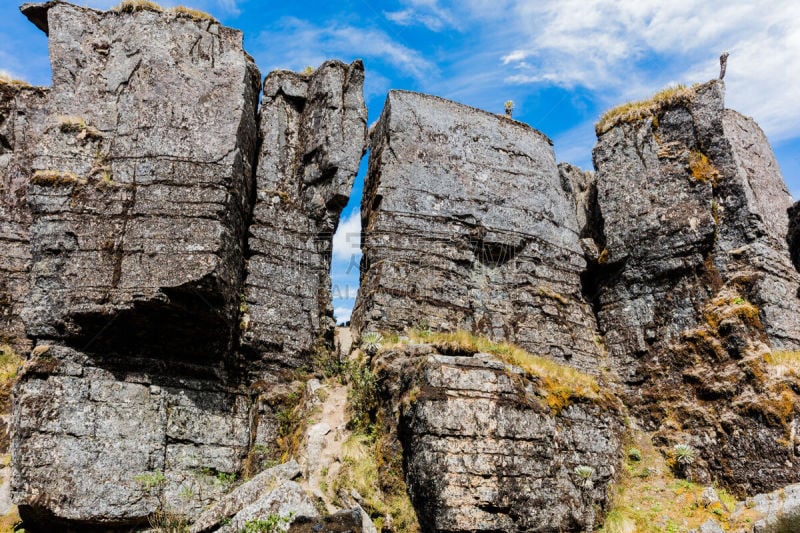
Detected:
[599,432,759,533]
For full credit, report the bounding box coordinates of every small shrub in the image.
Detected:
[114,0,164,13]
[239,513,293,533]
[301,66,315,75]
[672,444,696,465]
[627,448,642,462]
[360,332,383,356]
[504,100,514,118]
[574,465,595,489]
[135,470,166,491]
[347,362,379,434]
[148,508,189,533]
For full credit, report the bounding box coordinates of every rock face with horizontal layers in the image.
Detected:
[374,344,623,532]
[241,61,367,370]
[591,80,800,494]
[12,2,261,529]
[352,91,603,372]
[0,82,48,357]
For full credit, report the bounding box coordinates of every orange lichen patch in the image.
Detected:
[596,84,698,136]
[688,150,721,186]
[703,289,762,331]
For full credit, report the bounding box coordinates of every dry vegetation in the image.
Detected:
[172,6,216,22]
[596,84,698,136]
[30,170,86,187]
[599,432,759,533]
[0,72,29,87]
[383,329,609,414]
[331,433,419,532]
[688,150,721,186]
[113,0,164,13]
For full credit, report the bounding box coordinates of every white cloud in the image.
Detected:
[255,18,436,81]
[493,0,800,140]
[332,211,362,261]
[334,306,353,324]
[216,0,240,16]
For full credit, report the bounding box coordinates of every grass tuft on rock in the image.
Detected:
[171,6,217,22]
[113,0,164,13]
[393,329,606,413]
[0,72,30,87]
[31,170,86,187]
[596,84,697,136]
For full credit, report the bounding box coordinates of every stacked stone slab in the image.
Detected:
[591,80,800,494]
[11,2,260,528]
[0,82,48,357]
[352,91,603,372]
[241,62,367,370]
[375,344,623,532]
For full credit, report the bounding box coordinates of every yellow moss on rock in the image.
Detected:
[171,6,217,22]
[31,170,86,187]
[596,84,697,136]
[113,0,164,13]
[688,150,721,186]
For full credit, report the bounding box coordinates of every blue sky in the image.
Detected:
[2,0,799,324]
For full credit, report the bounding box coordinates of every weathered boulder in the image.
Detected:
[0,81,48,356]
[216,481,318,533]
[374,344,623,532]
[190,460,301,533]
[352,91,603,372]
[240,61,367,370]
[591,80,800,494]
[21,1,260,359]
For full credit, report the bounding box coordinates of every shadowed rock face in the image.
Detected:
[788,201,800,274]
[352,91,603,372]
[375,345,623,532]
[240,61,367,370]
[591,80,800,494]
[0,83,48,356]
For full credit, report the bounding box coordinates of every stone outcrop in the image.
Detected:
[374,344,623,532]
[352,91,603,372]
[590,80,800,494]
[0,82,48,356]
[241,61,367,370]
[10,2,261,529]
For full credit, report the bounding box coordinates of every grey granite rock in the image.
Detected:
[352,91,603,372]
[734,483,800,532]
[374,345,623,532]
[190,460,301,533]
[217,480,318,533]
[241,61,367,370]
[0,82,48,356]
[591,80,800,494]
[21,1,261,360]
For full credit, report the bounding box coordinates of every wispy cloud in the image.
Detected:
[255,18,436,81]
[385,0,460,31]
[494,0,800,140]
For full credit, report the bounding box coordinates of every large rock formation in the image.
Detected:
[590,81,800,494]
[241,61,367,370]
[0,81,48,357]
[375,343,622,532]
[352,91,603,372]
[10,2,261,528]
